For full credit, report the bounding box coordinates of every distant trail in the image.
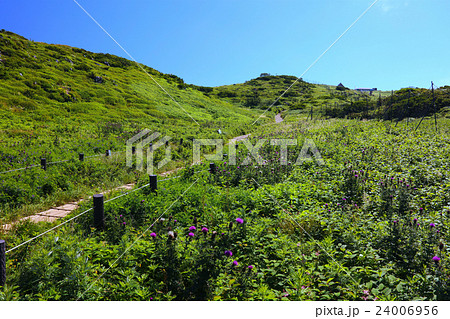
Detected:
[275,113,284,123]
[230,113,284,142]
[228,134,251,144]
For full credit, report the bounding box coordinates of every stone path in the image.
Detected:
[1,183,134,232]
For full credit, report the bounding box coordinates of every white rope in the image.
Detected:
[0,164,40,174]
[252,0,381,125]
[104,183,150,203]
[5,207,93,254]
[76,177,200,300]
[5,184,151,254]
[3,168,208,253]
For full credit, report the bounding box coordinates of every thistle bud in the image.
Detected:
[229,221,233,230]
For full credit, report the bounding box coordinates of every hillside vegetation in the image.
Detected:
[1,30,450,301]
[2,117,450,301]
[0,30,265,223]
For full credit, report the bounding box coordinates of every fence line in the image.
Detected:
[3,168,209,255]
[5,207,93,254]
[0,164,40,175]
[76,176,201,300]
[0,150,124,175]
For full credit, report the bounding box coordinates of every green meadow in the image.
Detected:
[1,30,450,301]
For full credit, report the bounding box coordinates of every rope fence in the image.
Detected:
[0,166,212,286]
[0,148,129,175]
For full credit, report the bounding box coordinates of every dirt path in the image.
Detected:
[228,133,251,144]
[275,112,284,123]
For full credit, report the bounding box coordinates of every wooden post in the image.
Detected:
[149,175,157,193]
[79,153,84,161]
[209,163,216,174]
[41,158,47,170]
[0,239,5,286]
[93,194,105,229]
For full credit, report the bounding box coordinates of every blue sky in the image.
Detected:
[1,0,449,90]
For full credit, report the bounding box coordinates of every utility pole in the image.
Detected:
[391,90,393,122]
[406,89,411,127]
[432,81,438,132]
[365,96,368,119]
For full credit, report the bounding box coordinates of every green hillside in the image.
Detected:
[209,74,449,122]
[0,29,265,144]
[0,30,266,223]
[203,74,390,118]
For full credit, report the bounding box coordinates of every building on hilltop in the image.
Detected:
[336,83,349,91]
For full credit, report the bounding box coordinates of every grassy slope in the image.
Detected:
[207,75,391,115]
[0,30,266,148]
[0,30,267,223]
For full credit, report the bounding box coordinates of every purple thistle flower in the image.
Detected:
[232,260,238,266]
[150,232,157,238]
[432,256,441,263]
[122,222,126,225]
[188,232,195,237]
[236,218,244,224]
[248,265,253,270]
[201,227,208,233]
[224,250,233,257]
[430,223,436,228]
[189,226,196,231]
